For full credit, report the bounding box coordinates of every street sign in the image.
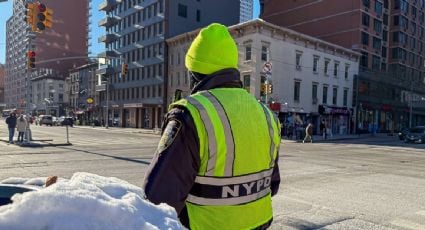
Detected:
[262,62,272,75]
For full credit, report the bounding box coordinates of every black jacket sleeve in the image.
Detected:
[271,149,281,196]
[142,107,200,215]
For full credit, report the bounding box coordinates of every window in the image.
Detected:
[334,61,339,77]
[332,87,338,105]
[322,86,328,104]
[295,51,302,69]
[363,0,370,8]
[313,55,319,73]
[373,37,381,50]
[345,64,350,79]
[374,19,382,33]
[312,83,318,104]
[243,75,250,92]
[372,55,380,70]
[324,59,330,75]
[196,10,201,22]
[361,52,369,68]
[362,32,369,45]
[261,46,268,61]
[383,13,388,25]
[294,81,300,102]
[383,30,388,41]
[178,4,187,18]
[343,88,348,106]
[375,1,383,15]
[382,46,387,57]
[245,45,251,61]
[362,13,370,27]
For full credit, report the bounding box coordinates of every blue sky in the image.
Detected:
[0,0,260,64]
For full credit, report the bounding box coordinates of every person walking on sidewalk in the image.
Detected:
[5,112,17,144]
[303,123,314,143]
[16,114,28,143]
[320,119,327,140]
[143,23,281,230]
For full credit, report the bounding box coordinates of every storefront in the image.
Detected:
[320,105,351,135]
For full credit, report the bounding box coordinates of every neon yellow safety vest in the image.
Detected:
[170,88,281,230]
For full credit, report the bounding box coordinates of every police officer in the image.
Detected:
[143,23,281,230]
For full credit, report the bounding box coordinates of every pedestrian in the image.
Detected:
[303,123,313,143]
[5,112,17,144]
[320,119,327,139]
[16,114,28,143]
[143,23,281,230]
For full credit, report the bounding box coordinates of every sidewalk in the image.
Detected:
[281,133,391,143]
[73,125,162,135]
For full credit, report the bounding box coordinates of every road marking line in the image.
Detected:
[391,219,425,230]
[416,210,425,216]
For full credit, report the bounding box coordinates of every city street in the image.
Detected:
[1,121,425,229]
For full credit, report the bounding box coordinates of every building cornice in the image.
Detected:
[166,19,361,60]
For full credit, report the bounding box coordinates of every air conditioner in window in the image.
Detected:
[312,98,318,104]
[296,65,302,70]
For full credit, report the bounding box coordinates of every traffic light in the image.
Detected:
[35,3,53,31]
[266,84,273,94]
[27,51,36,69]
[121,63,128,77]
[260,83,266,95]
[24,3,37,31]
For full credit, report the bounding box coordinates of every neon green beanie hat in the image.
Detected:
[185,23,238,75]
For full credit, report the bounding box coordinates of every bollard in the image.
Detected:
[66,125,70,144]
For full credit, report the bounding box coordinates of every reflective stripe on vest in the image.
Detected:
[187,91,235,177]
[186,168,273,206]
[259,103,278,168]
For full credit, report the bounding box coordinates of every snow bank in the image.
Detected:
[0,172,185,230]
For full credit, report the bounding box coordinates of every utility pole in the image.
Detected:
[105,77,109,129]
[409,81,413,128]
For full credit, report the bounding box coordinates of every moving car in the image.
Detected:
[404,126,425,144]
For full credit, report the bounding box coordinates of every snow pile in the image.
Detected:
[0,173,185,230]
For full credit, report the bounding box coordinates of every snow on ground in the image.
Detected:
[0,172,185,230]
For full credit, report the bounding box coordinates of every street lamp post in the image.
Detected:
[105,78,109,129]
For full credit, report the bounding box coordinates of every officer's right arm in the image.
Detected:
[142,107,200,214]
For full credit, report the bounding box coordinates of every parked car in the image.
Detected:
[39,115,53,126]
[404,126,425,144]
[61,117,74,127]
[398,128,410,140]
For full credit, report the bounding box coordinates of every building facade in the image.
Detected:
[31,69,66,116]
[5,0,89,112]
[167,19,359,136]
[97,0,240,129]
[0,64,4,108]
[66,62,99,125]
[260,0,425,132]
[240,0,254,22]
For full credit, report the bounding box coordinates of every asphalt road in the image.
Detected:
[1,120,425,230]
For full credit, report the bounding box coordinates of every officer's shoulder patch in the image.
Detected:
[156,119,182,153]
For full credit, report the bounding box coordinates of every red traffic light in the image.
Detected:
[28,51,36,58]
[38,4,46,12]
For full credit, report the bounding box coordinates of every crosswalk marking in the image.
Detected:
[416,210,425,216]
[391,219,425,230]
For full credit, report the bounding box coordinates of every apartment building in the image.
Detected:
[167,19,359,135]
[240,0,254,22]
[97,0,240,129]
[260,0,425,131]
[66,62,99,124]
[5,0,89,112]
[0,64,4,108]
